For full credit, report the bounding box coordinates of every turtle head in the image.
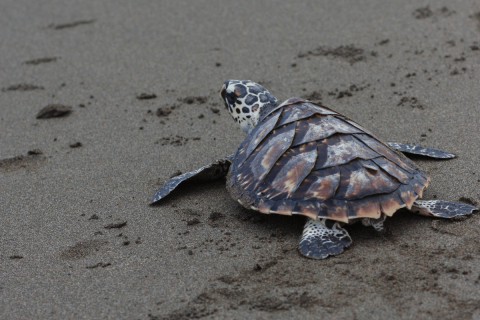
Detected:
[220,80,278,134]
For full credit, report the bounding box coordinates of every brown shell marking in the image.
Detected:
[379,192,406,216]
[314,135,379,170]
[318,200,349,222]
[347,191,408,218]
[292,115,362,147]
[236,122,296,191]
[417,172,430,189]
[242,109,283,165]
[372,157,411,184]
[292,201,322,220]
[258,142,317,200]
[334,159,401,200]
[398,184,417,210]
[235,109,283,167]
[269,199,296,215]
[276,104,317,128]
[292,167,340,201]
[255,199,272,214]
[261,97,303,121]
[410,179,426,198]
[354,134,417,174]
[348,197,382,219]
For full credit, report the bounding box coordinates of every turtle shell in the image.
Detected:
[226,98,430,223]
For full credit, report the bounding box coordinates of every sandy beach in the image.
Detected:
[1,0,480,319]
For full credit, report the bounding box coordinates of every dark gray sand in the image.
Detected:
[1,1,480,319]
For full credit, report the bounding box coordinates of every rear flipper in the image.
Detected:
[387,142,455,159]
[411,200,478,218]
[299,219,352,259]
[150,154,234,204]
[361,215,386,231]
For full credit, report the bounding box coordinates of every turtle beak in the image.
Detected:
[220,84,226,100]
[220,83,229,110]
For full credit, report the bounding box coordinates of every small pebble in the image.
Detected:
[70,142,82,148]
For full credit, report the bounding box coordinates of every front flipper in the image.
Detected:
[150,154,234,204]
[387,142,455,159]
[299,219,352,260]
[411,200,478,218]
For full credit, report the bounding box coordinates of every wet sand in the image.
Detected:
[1,1,480,319]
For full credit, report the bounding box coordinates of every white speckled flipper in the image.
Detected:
[299,219,352,259]
[387,142,455,159]
[361,215,386,231]
[150,154,234,204]
[411,200,477,218]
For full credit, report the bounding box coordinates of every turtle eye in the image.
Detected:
[226,93,237,105]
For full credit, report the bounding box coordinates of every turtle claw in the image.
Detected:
[298,219,352,259]
[387,142,456,159]
[150,154,234,204]
[412,200,478,218]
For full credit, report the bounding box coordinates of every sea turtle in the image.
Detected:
[150,80,477,259]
